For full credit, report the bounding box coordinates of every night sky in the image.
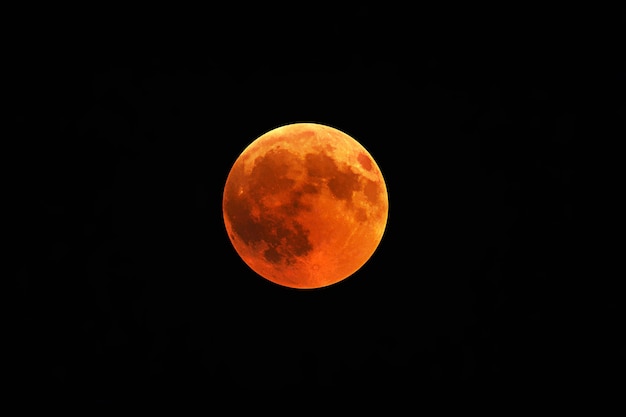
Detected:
[12,4,624,408]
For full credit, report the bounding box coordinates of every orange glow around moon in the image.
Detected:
[223,123,388,289]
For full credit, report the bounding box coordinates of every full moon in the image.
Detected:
[222,123,388,289]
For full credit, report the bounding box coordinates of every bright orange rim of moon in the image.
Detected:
[222,122,388,289]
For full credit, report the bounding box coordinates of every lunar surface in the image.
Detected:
[223,123,388,289]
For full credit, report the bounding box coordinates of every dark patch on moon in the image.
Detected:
[299,129,315,138]
[263,246,283,264]
[224,148,314,266]
[249,148,298,195]
[357,152,373,171]
[281,190,313,216]
[262,220,312,265]
[224,196,268,245]
[356,208,368,222]
[305,151,361,201]
[305,152,338,179]
[300,183,319,194]
[363,179,382,203]
[328,171,360,200]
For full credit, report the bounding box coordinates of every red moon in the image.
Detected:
[223,123,388,289]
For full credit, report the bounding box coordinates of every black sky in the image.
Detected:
[12,4,624,408]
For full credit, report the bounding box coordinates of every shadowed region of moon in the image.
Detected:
[223,123,388,289]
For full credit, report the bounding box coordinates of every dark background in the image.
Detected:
[12,4,624,406]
